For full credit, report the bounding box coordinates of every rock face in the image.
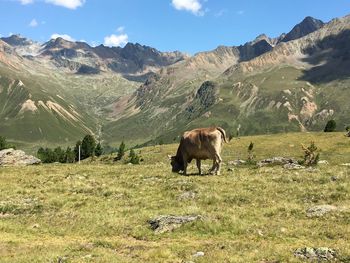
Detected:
[306,205,337,217]
[148,215,201,233]
[294,247,336,261]
[0,148,41,166]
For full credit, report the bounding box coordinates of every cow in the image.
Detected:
[169,127,228,175]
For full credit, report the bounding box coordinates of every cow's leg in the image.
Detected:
[183,160,188,176]
[215,154,223,175]
[209,159,216,175]
[196,159,201,175]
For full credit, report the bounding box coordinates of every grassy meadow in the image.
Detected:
[1,132,350,262]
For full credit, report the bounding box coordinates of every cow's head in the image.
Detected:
[169,155,184,173]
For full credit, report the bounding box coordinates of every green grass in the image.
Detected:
[1,132,350,262]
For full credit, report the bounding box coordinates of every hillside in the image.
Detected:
[106,15,350,146]
[0,35,187,144]
[1,132,350,262]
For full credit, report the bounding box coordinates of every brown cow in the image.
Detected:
[170,127,228,175]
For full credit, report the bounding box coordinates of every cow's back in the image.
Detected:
[181,127,222,160]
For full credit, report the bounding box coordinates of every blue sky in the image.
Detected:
[0,0,349,54]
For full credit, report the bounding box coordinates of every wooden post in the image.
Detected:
[78,145,81,164]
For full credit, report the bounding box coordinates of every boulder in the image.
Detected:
[148,215,201,233]
[0,148,41,166]
[294,247,336,261]
[306,205,337,217]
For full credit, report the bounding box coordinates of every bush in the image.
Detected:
[0,136,7,150]
[128,149,142,164]
[301,141,320,166]
[324,120,336,132]
[247,142,256,165]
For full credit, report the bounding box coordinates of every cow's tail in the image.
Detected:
[217,127,228,143]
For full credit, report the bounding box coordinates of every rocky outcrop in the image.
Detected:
[294,247,336,261]
[257,157,297,167]
[0,148,41,166]
[148,215,202,233]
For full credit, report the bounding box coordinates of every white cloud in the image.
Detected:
[45,0,85,9]
[104,33,128,47]
[19,0,34,5]
[51,33,75,42]
[29,18,38,27]
[172,0,204,16]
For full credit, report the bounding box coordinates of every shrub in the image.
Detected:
[247,142,256,165]
[128,149,141,164]
[324,120,336,132]
[301,141,320,166]
[0,136,7,150]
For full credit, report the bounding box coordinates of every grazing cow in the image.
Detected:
[170,127,228,175]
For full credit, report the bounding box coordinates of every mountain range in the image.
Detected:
[1,15,349,147]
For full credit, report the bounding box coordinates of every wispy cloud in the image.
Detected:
[29,18,38,27]
[45,0,85,9]
[19,0,34,5]
[214,9,227,17]
[117,26,125,33]
[104,33,128,47]
[171,0,204,16]
[51,33,75,41]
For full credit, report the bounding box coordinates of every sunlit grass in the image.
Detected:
[1,132,349,262]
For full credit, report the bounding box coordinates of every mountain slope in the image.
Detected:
[106,15,350,145]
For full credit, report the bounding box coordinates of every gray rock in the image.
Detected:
[294,247,336,261]
[228,159,246,166]
[318,160,329,165]
[193,251,205,257]
[178,191,196,200]
[0,148,41,166]
[148,215,202,233]
[258,157,297,167]
[283,163,305,170]
[306,205,337,217]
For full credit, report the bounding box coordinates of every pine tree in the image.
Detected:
[65,147,75,163]
[324,120,336,132]
[81,135,96,159]
[115,141,126,161]
[95,142,103,157]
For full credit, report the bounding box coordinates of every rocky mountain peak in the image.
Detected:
[1,34,33,46]
[280,16,324,42]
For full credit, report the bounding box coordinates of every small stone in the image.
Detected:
[331,176,338,181]
[318,160,329,165]
[228,160,246,166]
[148,215,202,233]
[306,205,337,217]
[32,223,40,228]
[193,251,205,257]
[178,191,196,200]
[340,163,350,166]
[283,163,305,170]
